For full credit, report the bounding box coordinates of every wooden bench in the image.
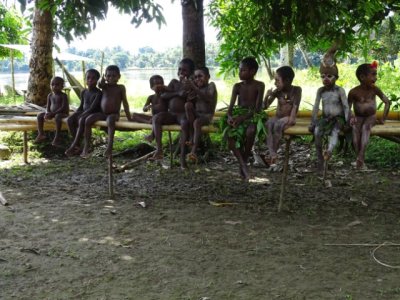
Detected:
[1,111,400,210]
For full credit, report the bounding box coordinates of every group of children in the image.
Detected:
[34,56,390,181]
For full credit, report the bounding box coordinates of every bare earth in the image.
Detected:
[1,142,400,300]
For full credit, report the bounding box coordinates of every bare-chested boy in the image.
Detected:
[263,66,302,164]
[80,65,132,158]
[348,62,390,169]
[35,76,69,146]
[131,75,167,142]
[65,69,102,156]
[225,57,265,181]
[149,58,195,161]
[309,62,350,172]
[180,67,217,168]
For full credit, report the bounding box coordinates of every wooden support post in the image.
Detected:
[323,159,328,181]
[168,131,173,167]
[278,137,291,212]
[23,131,28,164]
[108,155,114,199]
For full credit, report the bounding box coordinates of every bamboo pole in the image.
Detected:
[278,137,291,212]
[23,131,28,164]
[117,150,156,172]
[10,49,15,103]
[108,155,114,199]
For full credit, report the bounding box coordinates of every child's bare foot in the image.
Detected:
[144,134,154,143]
[356,159,366,170]
[239,165,250,182]
[51,138,62,147]
[186,152,198,163]
[148,151,163,161]
[104,147,113,158]
[65,146,80,157]
[34,134,47,143]
[323,150,332,161]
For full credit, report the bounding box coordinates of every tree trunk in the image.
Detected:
[26,0,54,106]
[181,0,205,68]
[262,56,274,80]
[280,43,294,67]
[298,44,312,68]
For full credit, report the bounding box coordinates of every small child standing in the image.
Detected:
[65,69,102,156]
[309,62,350,172]
[263,66,302,165]
[348,62,390,169]
[35,76,69,146]
[80,65,132,158]
[224,57,265,181]
[131,75,167,142]
[181,67,218,168]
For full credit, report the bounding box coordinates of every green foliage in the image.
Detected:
[365,136,400,168]
[219,106,267,149]
[18,0,166,43]
[0,4,28,58]
[208,0,400,74]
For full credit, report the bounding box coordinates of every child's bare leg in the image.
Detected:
[243,124,256,163]
[266,118,276,159]
[151,112,175,160]
[352,117,363,165]
[104,114,118,157]
[325,127,340,159]
[185,102,195,145]
[81,113,105,158]
[271,117,288,160]
[357,115,375,168]
[35,112,47,142]
[189,117,208,157]
[66,116,87,156]
[67,113,80,139]
[228,137,249,181]
[52,113,67,146]
[180,120,190,169]
[131,113,152,123]
[314,126,324,172]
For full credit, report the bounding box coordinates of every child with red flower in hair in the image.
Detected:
[348,61,390,169]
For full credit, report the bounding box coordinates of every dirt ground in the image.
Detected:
[1,141,400,300]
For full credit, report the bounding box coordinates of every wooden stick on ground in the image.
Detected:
[23,131,28,164]
[0,192,9,206]
[278,137,291,212]
[117,150,156,172]
[108,155,114,199]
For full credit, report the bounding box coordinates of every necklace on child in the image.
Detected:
[283,87,293,102]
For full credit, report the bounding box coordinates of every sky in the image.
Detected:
[57,0,218,52]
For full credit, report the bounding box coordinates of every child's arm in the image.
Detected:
[160,79,181,100]
[347,90,356,126]
[339,87,350,123]
[82,91,102,118]
[76,90,85,112]
[143,95,152,112]
[98,75,106,89]
[263,88,276,109]
[288,86,301,126]
[309,88,322,131]
[44,94,53,119]
[120,85,132,121]
[376,88,390,124]
[256,81,265,112]
[227,83,239,125]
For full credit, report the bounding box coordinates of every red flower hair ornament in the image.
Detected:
[370,60,378,69]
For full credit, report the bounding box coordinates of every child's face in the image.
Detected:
[194,70,209,88]
[51,79,64,93]
[362,69,377,87]
[239,63,254,81]
[320,73,336,88]
[86,72,99,88]
[151,78,164,92]
[274,73,289,91]
[105,70,120,85]
[178,63,192,81]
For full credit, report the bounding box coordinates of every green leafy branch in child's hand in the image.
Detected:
[218,106,267,149]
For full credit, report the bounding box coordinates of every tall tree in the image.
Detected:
[181,0,205,67]
[18,0,165,105]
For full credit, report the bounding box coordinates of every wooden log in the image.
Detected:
[108,156,114,199]
[0,192,8,206]
[278,137,291,212]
